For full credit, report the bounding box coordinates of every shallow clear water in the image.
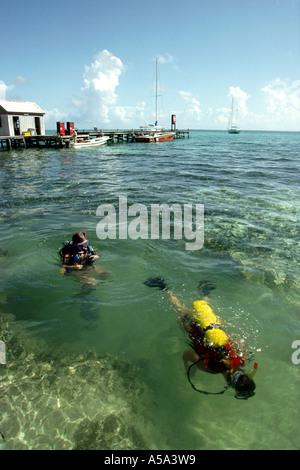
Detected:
[0,130,299,450]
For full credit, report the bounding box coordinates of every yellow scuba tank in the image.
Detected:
[191,300,228,348]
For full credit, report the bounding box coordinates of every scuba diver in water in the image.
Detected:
[59,231,111,326]
[144,277,257,400]
[59,231,110,325]
[60,231,100,270]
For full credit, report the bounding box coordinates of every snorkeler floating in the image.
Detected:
[59,231,100,271]
[144,277,257,399]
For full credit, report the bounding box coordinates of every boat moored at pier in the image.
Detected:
[135,126,175,143]
[70,135,109,148]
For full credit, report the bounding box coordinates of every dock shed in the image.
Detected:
[0,99,45,137]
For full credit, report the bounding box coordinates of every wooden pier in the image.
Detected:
[0,129,189,150]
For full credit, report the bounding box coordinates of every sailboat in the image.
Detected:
[135,58,175,142]
[228,97,240,134]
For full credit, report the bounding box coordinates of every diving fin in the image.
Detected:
[144,276,168,291]
[198,280,216,297]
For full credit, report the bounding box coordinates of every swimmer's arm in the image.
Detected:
[60,254,83,269]
[182,349,199,373]
[88,254,100,262]
[92,265,111,275]
[61,263,83,270]
[182,349,207,373]
[166,291,189,316]
[89,246,100,259]
[80,248,100,262]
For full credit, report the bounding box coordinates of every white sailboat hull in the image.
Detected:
[228,126,240,134]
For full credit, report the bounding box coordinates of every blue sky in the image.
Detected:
[1,0,299,130]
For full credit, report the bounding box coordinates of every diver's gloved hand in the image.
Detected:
[144,276,168,291]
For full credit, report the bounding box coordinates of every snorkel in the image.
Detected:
[251,362,258,378]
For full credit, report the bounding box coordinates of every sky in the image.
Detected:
[1,0,300,131]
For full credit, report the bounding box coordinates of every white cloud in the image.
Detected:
[212,107,231,126]
[224,80,300,130]
[79,49,124,125]
[44,107,68,127]
[14,75,30,86]
[262,78,300,125]
[4,50,297,131]
[82,52,123,97]
[178,88,242,128]
[177,81,300,131]
[157,53,176,65]
[74,50,152,128]
[114,101,147,126]
[157,53,175,64]
[0,80,14,99]
[156,53,179,72]
[0,76,29,101]
[178,90,202,122]
[228,86,250,115]
[38,50,148,129]
[70,97,84,109]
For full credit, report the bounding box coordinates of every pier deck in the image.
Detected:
[0,129,189,150]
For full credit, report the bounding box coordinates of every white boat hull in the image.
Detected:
[228,127,240,134]
[71,136,109,148]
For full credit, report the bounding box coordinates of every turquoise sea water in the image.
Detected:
[0,130,299,450]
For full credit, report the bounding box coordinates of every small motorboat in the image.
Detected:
[70,135,109,148]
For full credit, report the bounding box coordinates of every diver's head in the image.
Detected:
[231,371,256,400]
[72,232,86,245]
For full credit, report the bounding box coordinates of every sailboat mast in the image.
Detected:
[228,96,240,133]
[155,58,158,126]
